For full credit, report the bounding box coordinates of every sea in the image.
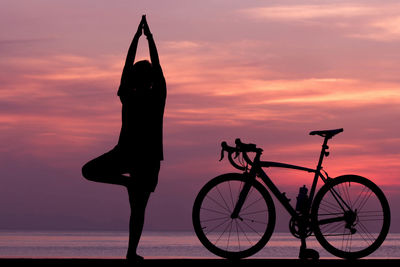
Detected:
[0,231,399,259]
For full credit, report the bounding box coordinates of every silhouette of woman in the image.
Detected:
[82,15,166,261]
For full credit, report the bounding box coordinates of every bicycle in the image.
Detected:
[192,129,390,259]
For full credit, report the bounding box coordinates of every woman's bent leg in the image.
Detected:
[82,148,130,186]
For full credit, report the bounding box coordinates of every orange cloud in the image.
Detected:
[241,4,377,21]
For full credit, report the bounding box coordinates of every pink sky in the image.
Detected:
[0,0,399,232]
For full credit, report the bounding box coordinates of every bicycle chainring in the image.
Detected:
[289,217,312,239]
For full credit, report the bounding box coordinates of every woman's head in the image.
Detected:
[130,60,153,91]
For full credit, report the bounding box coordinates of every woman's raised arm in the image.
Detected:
[142,16,160,67]
[142,16,166,98]
[120,17,144,85]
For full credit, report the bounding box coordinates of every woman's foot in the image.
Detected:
[126,253,144,262]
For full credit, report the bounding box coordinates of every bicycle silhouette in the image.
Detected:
[192,129,390,259]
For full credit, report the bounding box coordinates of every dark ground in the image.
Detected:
[0,259,399,267]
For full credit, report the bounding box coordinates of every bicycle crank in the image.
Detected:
[289,217,313,239]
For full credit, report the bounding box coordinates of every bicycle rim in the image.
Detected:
[192,173,276,259]
[312,175,390,259]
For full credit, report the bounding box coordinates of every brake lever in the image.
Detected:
[219,149,225,161]
[220,141,227,161]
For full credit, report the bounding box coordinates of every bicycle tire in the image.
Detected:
[192,173,276,259]
[311,175,390,259]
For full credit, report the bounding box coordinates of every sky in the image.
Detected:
[0,0,399,232]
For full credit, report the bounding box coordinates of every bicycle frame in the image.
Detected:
[232,136,331,221]
[256,161,325,219]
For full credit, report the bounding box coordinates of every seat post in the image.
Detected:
[308,136,330,203]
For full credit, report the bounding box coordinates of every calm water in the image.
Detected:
[0,231,399,259]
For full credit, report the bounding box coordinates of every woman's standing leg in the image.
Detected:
[126,161,160,260]
[126,187,151,260]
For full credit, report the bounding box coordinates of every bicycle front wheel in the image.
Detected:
[312,175,390,259]
[192,173,276,259]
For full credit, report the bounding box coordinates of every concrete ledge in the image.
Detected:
[1,258,399,266]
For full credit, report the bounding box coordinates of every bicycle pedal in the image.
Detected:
[299,248,319,260]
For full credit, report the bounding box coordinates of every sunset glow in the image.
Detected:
[1,0,399,232]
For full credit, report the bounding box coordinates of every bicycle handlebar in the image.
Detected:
[235,138,263,154]
[220,139,263,170]
[221,129,343,170]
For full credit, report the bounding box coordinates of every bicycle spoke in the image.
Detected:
[339,181,353,210]
[201,215,232,223]
[204,216,232,235]
[356,189,373,213]
[342,227,353,252]
[241,196,265,213]
[342,225,353,252]
[215,219,235,245]
[240,209,269,216]
[320,221,346,234]
[201,206,230,216]
[356,226,373,247]
[318,212,344,216]
[228,181,235,210]
[235,220,240,250]
[243,220,261,236]
[216,185,232,213]
[236,220,253,246]
[357,210,384,221]
[357,220,376,245]
[319,200,343,214]
[226,220,232,250]
[241,217,268,229]
[205,195,231,214]
[352,186,368,211]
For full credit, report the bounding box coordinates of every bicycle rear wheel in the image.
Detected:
[311,175,390,259]
[192,173,275,259]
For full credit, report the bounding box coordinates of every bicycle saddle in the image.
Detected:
[309,128,343,139]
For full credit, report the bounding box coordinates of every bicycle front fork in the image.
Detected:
[231,183,251,220]
[230,172,254,219]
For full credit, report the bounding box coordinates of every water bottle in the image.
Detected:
[296,185,309,213]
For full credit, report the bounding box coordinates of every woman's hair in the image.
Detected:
[131,60,153,90]
[133,60,152,75]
